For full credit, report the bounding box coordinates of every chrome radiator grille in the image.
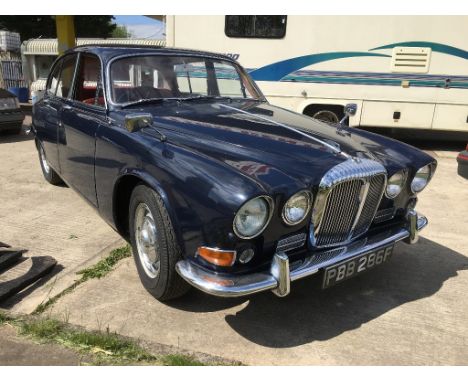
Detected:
[352,174,387,237]
[312,158,387,248]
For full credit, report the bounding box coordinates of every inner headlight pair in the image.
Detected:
[386,164,433,199]
[233,191,312,239]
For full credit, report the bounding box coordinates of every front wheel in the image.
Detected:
[37,143,63,185]
[129,184,190,301]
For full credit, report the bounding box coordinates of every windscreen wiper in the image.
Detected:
[120,98,179,109]
[178,95,232,102]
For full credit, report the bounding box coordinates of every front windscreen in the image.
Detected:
[109,55,262,104]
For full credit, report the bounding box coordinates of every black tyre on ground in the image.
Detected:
[129,184,190,301]
[37,143,63,185]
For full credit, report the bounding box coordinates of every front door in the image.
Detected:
[58,53,106,207]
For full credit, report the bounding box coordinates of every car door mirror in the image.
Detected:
[339,103,358,126]
[124,113,153,133]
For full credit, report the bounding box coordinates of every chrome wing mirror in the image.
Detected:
[124,113,153,133]
[339,103,357,126]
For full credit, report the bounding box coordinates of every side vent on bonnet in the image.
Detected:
[390,47,431,74]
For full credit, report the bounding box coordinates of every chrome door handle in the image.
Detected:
[62,104,72,110]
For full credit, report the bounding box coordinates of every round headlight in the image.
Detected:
[233,196,272,239]
[282,190,312,225]
[386,171,406,199]
[411,165,431,193]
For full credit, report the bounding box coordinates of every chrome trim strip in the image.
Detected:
[175,211,427,298]
[276,232,307,252]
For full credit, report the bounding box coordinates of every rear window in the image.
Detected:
[225,16,287,39]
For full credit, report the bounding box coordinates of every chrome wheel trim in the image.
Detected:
[39,146,50,174]
[135,202,160,279]
[313,110,340,123]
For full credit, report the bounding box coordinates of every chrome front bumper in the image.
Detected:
[175,210,427,298]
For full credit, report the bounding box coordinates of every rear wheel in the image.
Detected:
[37,144,63,185]
[129,184,190,301]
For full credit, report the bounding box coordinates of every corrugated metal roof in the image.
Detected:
[22,38,166,55]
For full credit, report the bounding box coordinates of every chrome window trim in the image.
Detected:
[105,52,265,108]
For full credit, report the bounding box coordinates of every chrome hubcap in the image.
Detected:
[135,203,159,278]
[40,146,50,174]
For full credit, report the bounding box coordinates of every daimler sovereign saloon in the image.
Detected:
[32,45,436,300]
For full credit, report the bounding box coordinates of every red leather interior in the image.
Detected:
[82,96,105,106]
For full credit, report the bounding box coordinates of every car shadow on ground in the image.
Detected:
[170,237,467,347]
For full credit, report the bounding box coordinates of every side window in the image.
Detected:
[174,62,208,95]
[46,61,62,96]
[56,54,78,98]
[225,16,287,38]
[73,54,104,107]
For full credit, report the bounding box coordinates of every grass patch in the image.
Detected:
[76,245,131,281]
[33,245,131,315]
[1,314,210,365]
[0,311,7,324]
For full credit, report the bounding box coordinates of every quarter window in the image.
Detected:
[56,54,78,98]
[46,61,61,96]
[225,16,287,39]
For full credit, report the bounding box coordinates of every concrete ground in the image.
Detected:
[0,325,86,365]
[1,118,467,365]
[0,117,123,313]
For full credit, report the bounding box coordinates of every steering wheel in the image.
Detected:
[135,86,162,99]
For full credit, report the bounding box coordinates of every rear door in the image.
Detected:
[58,53,106,207]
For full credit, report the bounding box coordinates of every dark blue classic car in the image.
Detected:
[32,45,436,301]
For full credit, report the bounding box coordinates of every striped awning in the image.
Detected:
[22,38,166,55]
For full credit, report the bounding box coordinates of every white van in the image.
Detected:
[166,16,468,132]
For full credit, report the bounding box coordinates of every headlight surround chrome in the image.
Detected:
[282,190,313,226]
[411,165,432,193]
[385,171,406,199]
[233,196,273,239]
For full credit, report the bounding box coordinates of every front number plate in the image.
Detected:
[322,244,394,289]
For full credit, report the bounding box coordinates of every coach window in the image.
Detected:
[225,16,287,38]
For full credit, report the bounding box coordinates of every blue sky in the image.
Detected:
[113,16,165,39]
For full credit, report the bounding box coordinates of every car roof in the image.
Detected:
[63,44,235,64]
